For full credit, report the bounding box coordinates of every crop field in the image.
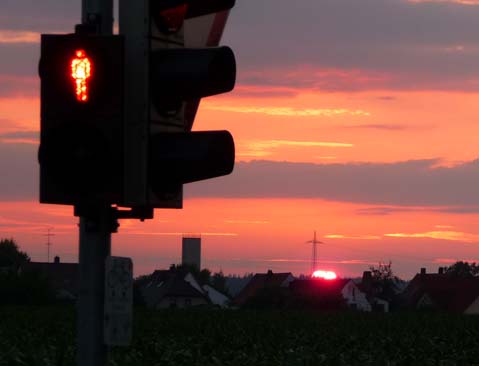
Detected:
[1,306,478,366]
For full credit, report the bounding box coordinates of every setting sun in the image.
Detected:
[312,270,337,280]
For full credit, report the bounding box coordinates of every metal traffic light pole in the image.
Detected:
[77,1,113,366]
[71,0,237,364]
[82,0,114,35]
[77,208,114,366]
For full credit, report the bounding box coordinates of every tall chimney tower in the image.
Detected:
[182,235,201,270]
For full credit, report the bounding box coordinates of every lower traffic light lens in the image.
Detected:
[149,130,234,188]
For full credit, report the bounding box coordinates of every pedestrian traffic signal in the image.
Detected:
[120,0,236,209]
[38,1,237,212]
[39,34,124,205]
[70,49,92,103]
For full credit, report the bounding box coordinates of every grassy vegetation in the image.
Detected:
[1,306,478,366]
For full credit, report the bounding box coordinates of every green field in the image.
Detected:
[1,306,478,366]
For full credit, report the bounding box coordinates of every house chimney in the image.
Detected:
[267,269,273,276]
[362,271,372,289]
[420,268,426,275]
[362,271,372,281]
[438,267,444,275]
[54,256,60,264]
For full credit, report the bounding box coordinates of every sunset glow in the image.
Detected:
[312,270,337,280]
[2,0,479,280]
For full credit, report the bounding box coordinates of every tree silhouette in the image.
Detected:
[0,238,30,269]
[444,261,479,278]
[369,261,400,303]
[211,270,229,295]
[0,238,55,304]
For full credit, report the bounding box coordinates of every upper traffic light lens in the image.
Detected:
[71,49,92,102]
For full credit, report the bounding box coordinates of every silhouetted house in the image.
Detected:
[357,271,389,312]
[225,274,254,297]
[20,256,78,300]
[203,284,230,308]
[290,278,371,311]
[0,265,14,274]
[401,267,479,313]
[233,270,294,306]
[141,269,210,308]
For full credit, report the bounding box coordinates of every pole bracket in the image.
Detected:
[114,206,154,221]
[74,204,154,233]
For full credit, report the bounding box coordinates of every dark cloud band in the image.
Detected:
[3,138,479,210]
[186,159,479,207]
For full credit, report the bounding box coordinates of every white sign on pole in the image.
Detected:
[104,256,133,346]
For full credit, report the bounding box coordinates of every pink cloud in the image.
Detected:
[0,75,38,97]
[408,0,479,4]
[434,258,479,264]
[0,30,39,44]
[385,230,479,242]
[239,66,393,92]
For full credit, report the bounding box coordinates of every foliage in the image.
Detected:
[211,271,229,296]
[369,261,400,303]
[0,306,75,365]
[0,270,55,305]
[2,307,479,365]
[444,261,479,278]
[369,261,395,282]
[0,238,30,269]
[133,274,150,307]
[288,291,347,311]
[242,287,291,310]
[198,269,212,286]
[242,287,347,311]
[0,238,56,305]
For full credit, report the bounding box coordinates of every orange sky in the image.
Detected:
[2,88,479,279]
[1,196,479,278]
[2,0,479,280]
[198,89,479,166]
[2,86,479,279]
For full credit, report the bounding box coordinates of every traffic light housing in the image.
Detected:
[38,1,236,211]
[39,34,124,205]
[120,0,236,209]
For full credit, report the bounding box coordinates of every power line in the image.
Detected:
[42,227,55,263]
[306,231,324,274]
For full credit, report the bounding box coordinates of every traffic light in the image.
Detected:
[39,34,124,205]
[39,1,236,210]
[120,0,236,209]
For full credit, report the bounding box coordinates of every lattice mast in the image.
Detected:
[306,231,323,274]
[43,227,55,263]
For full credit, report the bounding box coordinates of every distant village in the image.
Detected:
[2,236,479,314]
